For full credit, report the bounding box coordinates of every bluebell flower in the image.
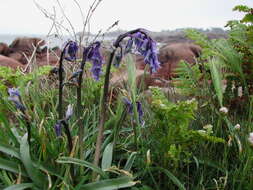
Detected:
[64,41,78,62]
[8,88,21,97]
[123,97,133,114]
[123,98,144,124]
[124,29,160,73]
[136,101,144,125]
[54,121,62,137]
[8,88,26,112]
[86,42,104,80]
[124,38,133,55]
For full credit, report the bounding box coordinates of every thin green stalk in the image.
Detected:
[77,54,87,161]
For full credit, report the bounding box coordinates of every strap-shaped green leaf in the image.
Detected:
[20,134,46,188]
[80,176,137,190]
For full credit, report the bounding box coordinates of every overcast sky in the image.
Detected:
[0,0,252,35]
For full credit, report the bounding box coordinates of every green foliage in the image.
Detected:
[0,66,52,95]
[149,87,224,166]
[185,6,253,113]
[173,60,203,96]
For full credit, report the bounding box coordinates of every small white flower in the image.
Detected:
[186,98,196,104]
[219,107,228,114]
[234,124,240,130]
[160,103,166,107]
[65,104,73,120]
[198,130,206,134]
[203,124,213,130]
[248,132,253,146]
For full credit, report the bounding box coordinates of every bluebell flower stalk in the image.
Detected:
[57,41,77,156]
[93,28,160,170]
[76,41,103,160]
[58,41,78,119]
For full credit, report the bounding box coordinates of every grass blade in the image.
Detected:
[123,152,137,171]
[3,183,34,190]
[57,157,107,178]
[20,134,46,188]
[0,143,21,159]
[151,167,186,190]
[80,176,137,190]
[0,158,27,177]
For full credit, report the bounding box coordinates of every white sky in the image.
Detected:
[0,0,252,35]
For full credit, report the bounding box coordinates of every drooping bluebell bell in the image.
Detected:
[54,121,62,137]
[122,29,160,73]
[123,97,133,114]
[8,88,20,97]
[124,38,133,55]
[8,88,26,112]
[86,42,104,80]
[123,98,144,124]
[64,41,78,62]
[136,101,144,125]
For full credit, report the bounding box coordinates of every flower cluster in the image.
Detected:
[117,29,160,73]
[123,98,144,125]
[85,42,104,80]
[64,41,78,62]
[8,88,26,112]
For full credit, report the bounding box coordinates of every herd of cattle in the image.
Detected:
[0,37,201,88]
